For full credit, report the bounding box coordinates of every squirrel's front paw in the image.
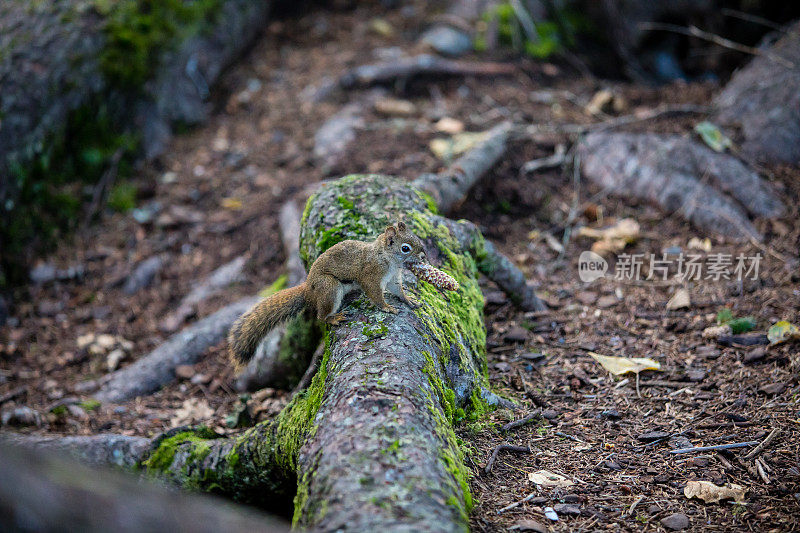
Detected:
[381,304,399,314]
[405,296,421,309]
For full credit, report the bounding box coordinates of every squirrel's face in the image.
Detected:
[384,221,427,264]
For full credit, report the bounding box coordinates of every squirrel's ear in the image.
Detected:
[384,225,397,245]
[397,221,406,232]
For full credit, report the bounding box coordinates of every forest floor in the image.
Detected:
[2,2,799,531]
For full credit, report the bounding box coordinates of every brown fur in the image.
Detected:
[228,221,426,366]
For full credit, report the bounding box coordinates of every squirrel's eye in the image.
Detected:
[401,244,411,254]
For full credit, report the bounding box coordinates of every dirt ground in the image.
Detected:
[2,2,799,531]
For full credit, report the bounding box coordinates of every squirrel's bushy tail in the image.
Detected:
[228,282,308,367]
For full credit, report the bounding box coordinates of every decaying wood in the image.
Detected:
[338,53,515,91]
[0,442,288,533]
[93,296,259,403]
[235,200,320,392]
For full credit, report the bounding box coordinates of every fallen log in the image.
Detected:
[0,442,288,533]
[20,174,510,530]
[93,295,259,403]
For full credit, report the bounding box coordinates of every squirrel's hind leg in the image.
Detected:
[315,275,348,324]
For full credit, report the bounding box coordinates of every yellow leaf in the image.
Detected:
[221,197,243,210]
[767,320,800,345]
[588,352,661,376]
[429,131,490,160]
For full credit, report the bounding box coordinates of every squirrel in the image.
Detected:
[228,221,427,366]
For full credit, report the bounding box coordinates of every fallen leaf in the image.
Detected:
[767,320,800,345]
[694,121,733,152]
[429,131,490,160]
[588,352,661,376]
[528,470,574,488]
[666,288,691,310]
[434,117,464,134]
[684,480,746,504]
[221,197,243,210]
[577,218,639,242]
[687,237,712,251]
[171,398,215,426]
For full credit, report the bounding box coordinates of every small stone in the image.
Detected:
[542,409,559,420]
[191,374,211,385]
[670,435,693,450]
[696,345,721,359]
[543,507,559,521]
[686,369,707,382]
[175,365,195,380]
[759,382,785,396]
[660,512,690,531]
[597,295,617,308]
[66,404,88,420]
[434,117,465,134]
[744,346,766,363]
[420,26,473,57]
[494,362,511,372]
[575,290,597,305]
[553,503,581,516]
[638,430,670,442]
[647,504,661,515]
[504,327,529,343]
[30,263,57,284]
[600,408,621,420]
[374,97,417,117]
[562,494,581,503]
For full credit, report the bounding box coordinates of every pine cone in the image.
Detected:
[408,261,459,291]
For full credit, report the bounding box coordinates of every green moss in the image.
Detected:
[79,399,101,411]
[259,274,288,298]
[108,181,138,212]
[362,321,388,338]
[96,0,222,88]
[336,196,355,210]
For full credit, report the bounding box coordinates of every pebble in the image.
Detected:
[175,365,195,380]
[542,409,559,420]
[420,26,472,57]
[637,430,670,442]
[744,346,766,363]
[553,503,581,516]
[759,382,785,396]
[660,512,690,531]
[494,362,511,372]
[543,507,559,521]
[686,369,707,382]
[600,408,621,420]
[504,327,529,343]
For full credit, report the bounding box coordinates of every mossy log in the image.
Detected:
[0,442,289,533]
[11,174,525,530]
